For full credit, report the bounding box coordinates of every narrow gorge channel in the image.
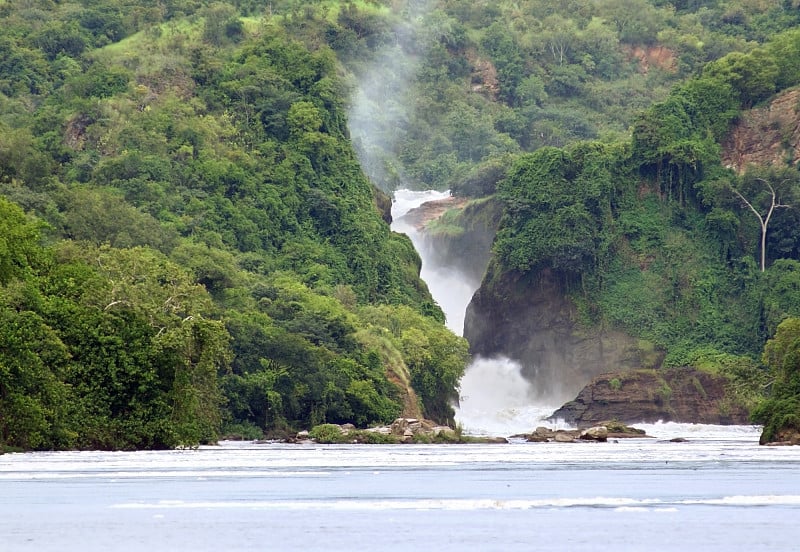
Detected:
[391,190,561,436]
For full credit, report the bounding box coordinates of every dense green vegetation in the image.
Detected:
[0,0,472,451]
[342,0,800,192]
[486,26,800,432]
[753,317,800,443]
[2,0,800,450]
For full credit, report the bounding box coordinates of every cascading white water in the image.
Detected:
[392,189,561,436]
[391,189,476,334]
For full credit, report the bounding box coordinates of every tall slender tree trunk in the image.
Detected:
[730,178,790,272]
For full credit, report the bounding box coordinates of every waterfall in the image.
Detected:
[392,189,561,436]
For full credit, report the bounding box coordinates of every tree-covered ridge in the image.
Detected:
[3,0,800,450]
[487,26,800,419]
[0,1,469,451]
[331,0,800,192]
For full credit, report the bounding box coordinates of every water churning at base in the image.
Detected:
[392,190,559,436]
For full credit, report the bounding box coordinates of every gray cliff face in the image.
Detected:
[464,265,645,404]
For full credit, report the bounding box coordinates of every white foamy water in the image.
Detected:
[455,356,561,436]
[391,189,476,334]
[392,189,547,435]
[391,188,451,221]
[109,494,800,511]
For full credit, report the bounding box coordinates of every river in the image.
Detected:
[3,431,800,551]
[3,191,799,551]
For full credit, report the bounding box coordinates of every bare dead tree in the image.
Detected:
[730,177,791,272]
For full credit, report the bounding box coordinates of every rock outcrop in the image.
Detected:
[550,368,750,428]
[405,196,503,285]
[412,197,647,407]
[519,422,649,443]
[298,419,466,444]
[388,417,456,442]
[465,266,647,404]
[762,427,800,446]
[722,88,800,172]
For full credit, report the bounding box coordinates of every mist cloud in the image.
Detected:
[347,1,436,192]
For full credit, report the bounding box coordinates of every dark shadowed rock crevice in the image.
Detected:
[465,265,645,404]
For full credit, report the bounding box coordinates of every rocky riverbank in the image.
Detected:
[515,421,651,443]
[550,368,751,428]
[255,418,655,445]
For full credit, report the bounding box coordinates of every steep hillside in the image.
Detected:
[0,2,469,451]
[461,30,800,430]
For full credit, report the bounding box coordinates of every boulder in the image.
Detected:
[527,426,555,442]
[390,418,410,436]
[579,426,608,442]
[431,426,456,438]
[388,417,458,441]
[554,431,576,443]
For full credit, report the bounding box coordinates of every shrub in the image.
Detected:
[308,423,347,443]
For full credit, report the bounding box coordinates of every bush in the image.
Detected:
[308,423,347,443]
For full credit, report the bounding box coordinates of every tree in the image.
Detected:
[540,15,579,66]
[597,0,663,44]
[752,317,800,444]
[704,49,779,107]
[0,197,45,285]
[729,177,793,272]
[201,3,243,47]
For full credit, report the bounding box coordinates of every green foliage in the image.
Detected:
[0,233,231,450]
[220,421,264,441]
[753,318,800,443]
[3,0,800,451]
[359,304,469,425]
[490,21,800,374]
[0,197,45,284]
[308,423,348,443]
[704,49,778,107]
[495,144,613,276]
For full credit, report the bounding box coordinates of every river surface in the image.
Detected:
[3,427,800,552]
